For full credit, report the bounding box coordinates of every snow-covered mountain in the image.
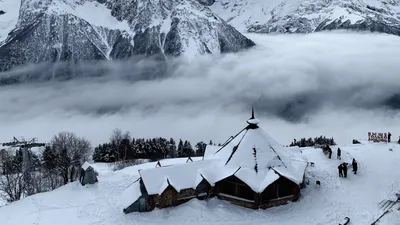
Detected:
[209,0,400,35]
[0,0,255,72]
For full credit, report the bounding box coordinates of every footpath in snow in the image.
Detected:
[0,143,399,225]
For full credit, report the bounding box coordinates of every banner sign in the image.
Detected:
[368,132,388,142]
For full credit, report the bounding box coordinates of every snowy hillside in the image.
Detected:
[0,0,254,72]
[209,0,400,35]
[1,143,399,225]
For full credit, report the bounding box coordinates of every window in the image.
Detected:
[261,177,296,202]
[219,176,254,201]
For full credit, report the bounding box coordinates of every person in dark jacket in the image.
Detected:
[352,159,358,174]
[337,148,341,160]
[388,132,391,143]
[338,164,343,177]
[342,163,348,178]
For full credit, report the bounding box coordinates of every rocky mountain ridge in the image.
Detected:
[0,0,254,72]
[209,0,400,35]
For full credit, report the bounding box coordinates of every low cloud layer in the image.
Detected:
[1,31,400,146]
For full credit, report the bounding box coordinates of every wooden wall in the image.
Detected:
[137,175,302,213]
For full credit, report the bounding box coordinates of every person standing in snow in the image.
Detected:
[388,132,391,143]
[338,164,343,177]
[337,148,341,160]
[342,163,348,178]
[352,159,358,174]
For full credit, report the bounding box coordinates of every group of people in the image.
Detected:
[338,158,358,178]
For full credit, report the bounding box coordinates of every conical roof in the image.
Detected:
[210,110,291,171]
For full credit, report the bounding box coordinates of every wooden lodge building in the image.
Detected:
[122,110,308,213]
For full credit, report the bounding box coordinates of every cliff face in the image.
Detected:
[0,0,254,72]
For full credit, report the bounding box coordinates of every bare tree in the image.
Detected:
[110,128,131,161]
[50,132,91,184]
[0,150,24,202]
[110,128,123,146]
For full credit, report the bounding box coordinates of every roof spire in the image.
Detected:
[247,106,259,126]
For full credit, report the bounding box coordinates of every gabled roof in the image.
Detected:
[139,160,218,195]
[121,178,142,208]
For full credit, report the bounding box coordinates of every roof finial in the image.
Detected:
[247,106,259,126]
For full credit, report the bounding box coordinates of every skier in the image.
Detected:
[337,148,341,160]
[352,159,358,174]
[338,164,343,177]
[388,132,391,143]
[342,163,348,178]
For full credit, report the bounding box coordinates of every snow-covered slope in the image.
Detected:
[0,0,21,43]
[0,0,254,72]
[1,142,399,225]
[210,0,400,35]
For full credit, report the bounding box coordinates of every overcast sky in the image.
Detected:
[1,31,400,146]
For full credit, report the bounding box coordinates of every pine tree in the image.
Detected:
[42,146,57,170]
[168,138,177,158]
[182,141,195,157]
[92,145,103,162]
[178,139,184,157]
[195,142,207,156]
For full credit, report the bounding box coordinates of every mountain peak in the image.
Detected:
[0,0,255,72]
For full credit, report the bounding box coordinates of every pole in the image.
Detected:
[22,146,33,196]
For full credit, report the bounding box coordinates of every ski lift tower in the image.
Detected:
[2,137,45,195]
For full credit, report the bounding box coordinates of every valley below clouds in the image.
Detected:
[1,31,400,146]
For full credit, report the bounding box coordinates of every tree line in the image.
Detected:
[0,129,220,203]
[92,129,221,162]
[289,136,336,147]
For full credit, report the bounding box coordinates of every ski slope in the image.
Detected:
[0,144,399,225]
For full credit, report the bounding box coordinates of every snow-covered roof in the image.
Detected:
[138,111,308,195]
[203,145,220,158]
[121,179,142,208]
[139,160,218,195]
[82,162,92,170]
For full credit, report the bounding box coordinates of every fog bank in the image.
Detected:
[1,31,400,146]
